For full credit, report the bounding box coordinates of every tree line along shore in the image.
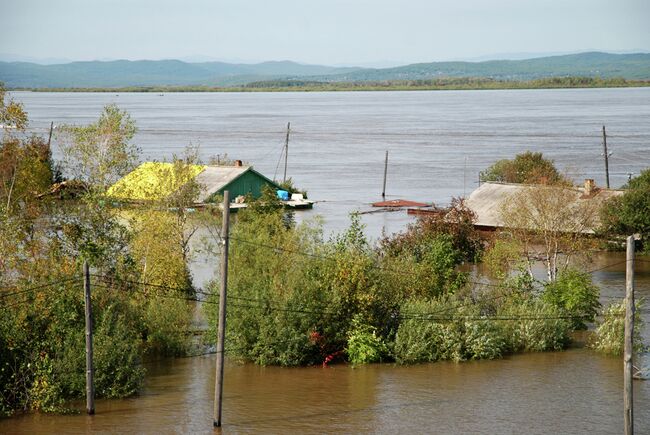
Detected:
[10,76,650,93]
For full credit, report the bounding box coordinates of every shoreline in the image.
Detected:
[10,78,650,93]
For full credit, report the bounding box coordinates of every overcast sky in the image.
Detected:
[2,0,649,65]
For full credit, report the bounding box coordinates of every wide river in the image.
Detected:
[2,89,650,433]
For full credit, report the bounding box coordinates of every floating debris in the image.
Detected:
[371,199,428,208]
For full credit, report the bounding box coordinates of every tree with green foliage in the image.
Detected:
[542,268,600,329]
[0,83,27,132]
[600,168,650,248]
[1,136,54,216]
[0,84,52,216]
[58,104,139,195]
[481,151,567,185]
[381,197,483,263]
[499,184,600,281]
[0,104,197,415]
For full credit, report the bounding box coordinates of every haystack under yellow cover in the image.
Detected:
[107,162,206,201]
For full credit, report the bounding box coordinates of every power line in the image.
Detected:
[398,313,596,322]
[229,235,509,289]
[92,275,610,323]
[585,260,629,274]
[1,285,74,310]
[90,273,193,294]
[89,281,219,305]
[0,277,80,298]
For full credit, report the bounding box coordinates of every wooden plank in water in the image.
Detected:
[372,199,428,208]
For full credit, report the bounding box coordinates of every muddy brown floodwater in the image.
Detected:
[2,251,649,434]
[1,349,648,434]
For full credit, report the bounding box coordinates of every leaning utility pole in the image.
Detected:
[214,191,231,428]
[47,122,54,148]
[624,235,635,435]
[283,122,290,183]
[83,261,95,415]
[381,150,388,198]
[602,125,611,188]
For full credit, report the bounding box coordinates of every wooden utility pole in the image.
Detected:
[381,150,388,198]
[214,191,231,428]
[463,156,467,197]
[283,122,290,183]
[603,125,610,189]
[624,235,635,435]
[83,261,95,415]
[47,122,54,147]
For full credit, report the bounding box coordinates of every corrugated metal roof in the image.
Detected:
[195,166,251,202]
[466,182,624,233]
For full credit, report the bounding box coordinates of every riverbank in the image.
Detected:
[11,77,650,93]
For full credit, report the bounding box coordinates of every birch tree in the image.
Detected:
[500,185,599,281]
[59,104,139,194]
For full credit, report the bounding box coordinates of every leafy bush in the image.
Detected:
[590,300,644,355]
[394,298,507,364]
[600,168,650,249]
[394,293,571,364]
[483,238,524,279]
[497,299,570,352]
[205,209,401,366]
[542,268,601,329]
[92,305,144,398]
[381,197,483,263]
[394,299,466,364]
[346,316,389,365]
[480,151,567,185]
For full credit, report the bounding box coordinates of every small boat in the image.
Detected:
[285,193,314,209]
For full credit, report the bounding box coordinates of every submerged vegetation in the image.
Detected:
[0,89,197,416]
[203,193,610,368]
[1,82,646,417]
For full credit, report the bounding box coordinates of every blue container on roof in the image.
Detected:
[276,190,289,201]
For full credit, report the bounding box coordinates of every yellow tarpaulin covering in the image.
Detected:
[107,162,206,201]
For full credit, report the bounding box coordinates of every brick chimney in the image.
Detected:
[234,160,243,167]
[584,179,595,196]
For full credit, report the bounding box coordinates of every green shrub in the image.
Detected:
[542,268,601,329]
[394,294,571,364]
[480,151,567,185]
[394,297,508,363]
[498,299,570,352]
[346,316,389,365]
[205,211,401,366]
[590,300,644,356]
[93,305,144,398]
[464,319,507,360]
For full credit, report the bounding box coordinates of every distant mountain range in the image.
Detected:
[1,52,649,89]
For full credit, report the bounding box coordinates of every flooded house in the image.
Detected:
[465,179,624,234]
[107,160,312,208]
